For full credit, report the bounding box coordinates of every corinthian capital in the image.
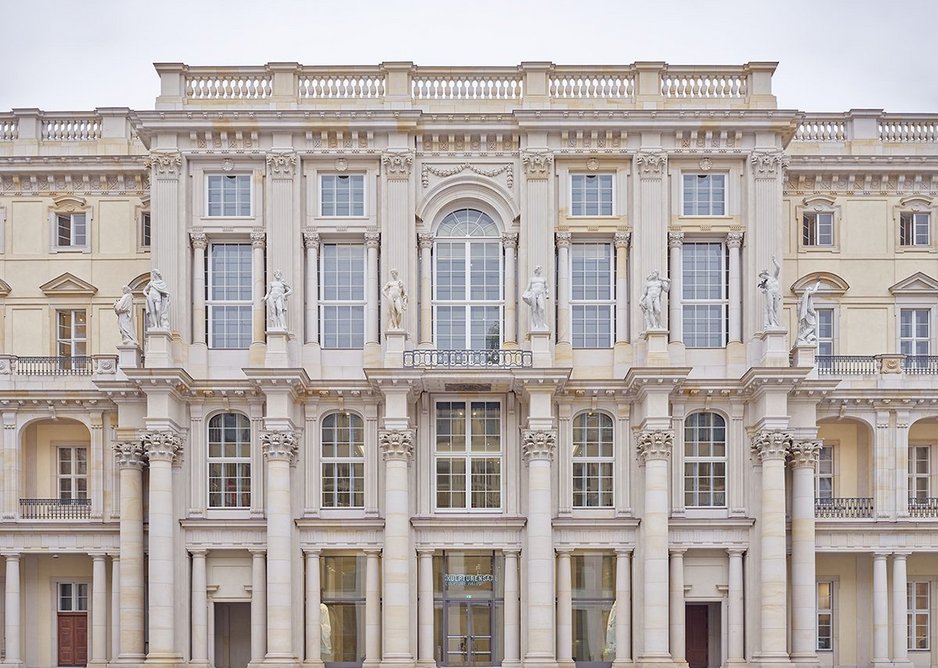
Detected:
[189,231,208,250]
[726,231,744,249]
[113,441,146,469]
[613,232,631,249]
[261,430,298,463]
[146,151,182,178]
[140,430,183,464]
[749,150,790,177]
[266,150,297,178]
[521,429,557,462]
[418,232,435,250]
[382,151,414,180]
[521,151,553,180]
[788,439,822,469]
[634,151,667,177]
[379,429,415,461]
[667,231,685,248]
[637,430,673,462]
[751,430,792,462]
[555,231,572,248]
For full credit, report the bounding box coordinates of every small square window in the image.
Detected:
[206,174,252,217]
[571,174,613,216]
[900,212,930,246]
[683,174,726,216]
[321,174,365,217]
[803,212,834,246]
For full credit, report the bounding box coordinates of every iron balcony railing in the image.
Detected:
[402,349,533,369]
[904,356,938,375]
[12,356,94,375]
[815,497,874,519]
[908,497,938,518]
[19,498,91,520]
[816,355,877,375]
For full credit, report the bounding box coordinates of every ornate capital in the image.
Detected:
[521,151,554,180]
[418,232,435,250]
[189,231,208,250]
[266,151,297,178]
[250,231,266,249]
[302,230,320,249]
[613,231,631,249]
[379,429,415,461]
[146,150,182,178]
[521,430,557,462]
[260,430,298,463]
[637,430,673,462]
[750,150,790,178]
[555,231,572,249]
[382,151,414,180]
[113,441,146,469]
[789,439,822,469]
[726,231,744,249]
[140,430,183,464]
[667,231,685,249]
[501,232,519,250]
[751,430,792,462]
[635,151,667,177]
[364,230,381,249]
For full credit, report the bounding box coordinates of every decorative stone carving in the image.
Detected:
[555,231,571,248]
[250,231,266,249]
[521,430,557,462]
[726,231,744,249]
[796,281,822,345]
[586,157,600,172]
[266,151,297,178]
[382,268,408,331]
[421,162,513,189]
[877,353,905,374]
[147,151,182,177]
[382,151,414,180]
[113,286,139,346]
[613,232,631,249]
[500,232,518,249]
[667,231,685,249]
[302,231,320,249]
[789,440,822,469]
[364,231,381,249]
[635,151,667,177]
[521,151,553,179]
[758,256,782,330]
[750,150,790,177]
[379,429,415,461]
[143,269,171,330]
[94,356,117,375]
[189,231,208,250]
[637,430,673,462]
[113,441,146,469]
[141,430,183,463]
[522,265,550,331]
[262,269,293,332]
[261,430,299,463]
[751,431,792,462]
[418,232,435,250]
[640,271,670,331]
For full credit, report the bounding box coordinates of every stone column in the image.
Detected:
[191,550,209,665]
[418,233,434,346]
[503,232,519,346]
[726,550,745,665]
[261,430,299,660]
[148,150,184,329]
[2,413,18,519]
[614,233,630,344]
[556,549,574,667]
[503,549,521,668]
[893,552,911,667]
[667,232,684,344]
[521,430,557,665]
[632,152,668,335]
[305,549,323,666]
[89,415,105,519]
[872,553,890,667]
[110,555,120,660]
[113,441,145,660]
[637,430,673,661]
[381,151,416,337]
[190,232,208,344]
[379,430,415,665]
[3,553,20,666]
[747,151,788,341]
[250,549,267,662]
[142,430,183,664]
[365,231,381,346]
[364,549,381,668]
[89,553,108,667]
[556,232,572,347]
[417,549,434,667]
[789,440,821,665]
[613,550,631,666]
[895,413,911,518]
[751,431,791,664]
[520,151,555,341]
[669,549,686,664]
[303,231,321,345]
[726,232,744,343]
[251,231,267,346]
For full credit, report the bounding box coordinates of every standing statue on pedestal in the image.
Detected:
[758,256,782,330]
[639,271,670,331]
[796,281,823,345]
[144,269,171,330]
[113,286,139,346]
[382,268,408,331]
[262,269,293,331]
[523,265,550,331]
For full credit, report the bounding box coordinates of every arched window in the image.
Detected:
[433,208,503,350]
[321,413,365,508]
[208,413,251,508]
[684,412,726,508]
[572,412,614,508]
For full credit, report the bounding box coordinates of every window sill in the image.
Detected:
[200,216,256,221]
[50,247,91,254]
[798,245,840,253]
[896,246,936,253]
[315,215,370,221]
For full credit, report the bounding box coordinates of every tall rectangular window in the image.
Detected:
[207,413,252,509]
[817,445,834,500]
[684,412,727,508]
[817,308,835,356]
[900,308,930,357]
[683,174,725,216]
[207,243,252,349]
[909,445,930,502]
[900,212,930,246]
[207,174,251,217]
[571,174,613,216]
[682,242,728,348]
[435,401,501,511]
[571,555,617,663]
[321,174,365,217]
[56,213,87,248]
[572,413,614,508]
[140,211,151,248]
[56,310,87,357]
[908,582,930,650]
[571,243,614,348]
[58,447,88,501]
[320,244,366,349]
[803,212,834,246]
[321,555,366,664]
[817,581,833,650]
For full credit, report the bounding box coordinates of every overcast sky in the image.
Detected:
[2,0,936,113]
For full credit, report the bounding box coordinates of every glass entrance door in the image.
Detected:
[444,601,493,666]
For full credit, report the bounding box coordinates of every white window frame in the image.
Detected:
[682,241,729,348]
[817,444,835,500]
[803,211,835,247]
[319,242,366,349]
[683,412,727,508]
[206,242,253,349]
[817,580,834,651]
[56,309,88,358]
[571,411,615,508]
[797,197,841,253]
[909,445,930,502]
[900,212,931,247]
[205,173,253,218]
[570,173,615,217]
[320,174,366,217]
[207,412,252,509]
[433,398,503,513]
[57,446,88,501]
[570,242,614,349]
[908,581,930,651]
[899,307,932,358]
[140,210,151,249]
[54,212,88,249]
[816,307,836,357]
[57,582,89,612]
[681,173,727,217]
[321,412,366,509]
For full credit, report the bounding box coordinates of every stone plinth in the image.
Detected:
[265,330,289,368]
[529,330,551,368]
[117,344,142,369]
[384,329,407,368]
[144,329,173,368]
[759,328,789,367]
[641,328,669,366]
[790,342,816,369]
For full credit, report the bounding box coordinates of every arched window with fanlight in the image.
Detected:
[433,208,503,350]
[684,412,727,508]
[321,412,365,508]
[572,412,615,508]
[208,413,252,509]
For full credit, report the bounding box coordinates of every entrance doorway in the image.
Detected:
[214,602,251,668]
[443,601,494,666]
[685,602,721,668]
[433,552,504,666]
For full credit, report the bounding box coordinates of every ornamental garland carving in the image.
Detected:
[521,430,557,462]
[146,151,183,177]
[637,430,673,462]
[266,151,297,178]
[113,441,146,469]
[751,430,792,462]
[260,430,298,462]
[379,429,415,461]
[382,151,414,180]
[521,152,554,180]
[421,163,514,188]
[0,172,149,196]
[749,150,790,177]
[140,430,183,463]
[784,173,938,197]
[635,151,667,177]
[788,440,822,469]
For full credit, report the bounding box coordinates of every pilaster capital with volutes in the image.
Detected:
[634,151,667,177]
[636,429,673,462]
[381,150,414,180]
[749,150,790,178]
[751,430,792,462]
[266,150,297,178]
[146,150,182,178]
[113,441,146,469]
[501,232,519,249]
[260,430,298,464]
[250,231,266,249]
[555,231,572,248]
[189,231,208,250]
[726,547,746,558]
[303,230,321,249]
[726,231,745,249]
[521,151,554,179]
[378,429,415,461]
[364,230,381,249]
[140,429,183,464]
[613,232,631,249]
[667,231,685,248]
[521,429,557,462]
[418,232,435,250]
[788,439,823,469]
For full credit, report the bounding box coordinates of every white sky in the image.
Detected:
[2,0,936,113]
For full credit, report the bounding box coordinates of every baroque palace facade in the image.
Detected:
[0,61,936,668]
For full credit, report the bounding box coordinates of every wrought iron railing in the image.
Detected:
[402,349,533,369]
[816,355,877,375]
[904,356,938,375]
[815,497,874,519]
[908,497,938,518]
[19,498,91,520]
[12,356,94,375]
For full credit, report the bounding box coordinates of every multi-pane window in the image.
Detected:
[682,174,726,216]
[58,583,89,612]
[321,413,365,509]
[58,447,88,500]
[571,174,613,216]
[682,242,728,348]
[207,243,252,349]
[900,308,931,357]
[817,581,833,651]
[207,174,251,217]
[434,209,503,350]
[571,555,617,663]
[908,582,930,650]
[572,412,614,508]
[207,413,251,508]
[435,401,501,511]
[803,212,834,246]
[909,445,930,502]
[817,308,835,357]
[900,212,930,246]
[57,310,87,357]
[571,243,614,348]
[320,244,366,349]
[56,213,87,248]
[320,555,366,663]
[817,445,834,500]
[140,211,151,248]
[321,174,365,217]
[683,412,726,507]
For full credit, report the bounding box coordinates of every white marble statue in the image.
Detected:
[113,286,139,346]
[144,269,171,330]
[639,270,670,331]
[382,268,408,331]
[522,265,549,331]
[262,269,293,331]
[796,281,823,345]
[758,256,782,330]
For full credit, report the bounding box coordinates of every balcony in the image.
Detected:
[0,355,118,389]
[817,355,877,375]
[19,498,91,520]
[904,356,938,375]
[10,356,94,375]
[908,498,938,518]
[403,349,532,369]
[815,497,874,519]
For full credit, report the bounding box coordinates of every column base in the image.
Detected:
[144,654,185,668]
[640,328,669,366]
[502,660,522,668]
[301,661,325,668]
[261,656,302,668]
[186,661,211,668]
[415,660,437,668]
[265,330,290,368]
[789,653,820,667]
[749,655,792,668]
[757,328,789,367]
[529,330,552,368]
[384,329,407,368]
[110,653,147,667]
[521,658,558,668]
[611,660,634,668]
[379,659,416,668]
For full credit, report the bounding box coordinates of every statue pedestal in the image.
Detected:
[759,328,789,367]
[265,330,289,368]
[117,344,143,369]
[529,329,552,368]
[384,329,407,368]
[641,328,669,366]
[790,342,817,369]
[144,329,173,368]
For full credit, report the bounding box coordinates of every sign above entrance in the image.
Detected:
[443,574,494,586]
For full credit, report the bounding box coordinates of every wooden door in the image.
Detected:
[58,612,88,666]
[685,605,709,668]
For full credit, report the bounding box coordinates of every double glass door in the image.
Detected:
[444,602,493,666]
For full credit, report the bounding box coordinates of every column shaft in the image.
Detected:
[668,234,683,343]
[556,234,571,345]
[111,556,120,660]
[365,236,380,345]
[382,457,412,660]
[364,550,381,666]
[191,551,208,663]
[873,554,889,664]
[252,234,266,344]
[306,551,322,663]
[251,551,267,661]
[893,554,910,665]
[503,550,521,666]
[556,551,573,664]
[266,458,294,656]
[727,550,745,663]
[503,235,518,345]
[419,236,433,346]
[117,460,144,658]
[614,235,629,343]
[147,457,176,658]
[727,234,742,343]
[791,457,819,661]
[191,236,207,343]
[305,234,320,344]
[525,456,556,660]
[613,551,631,664]
[417,551,434,665]
[669,550,686,662]
[4,554,20,664]
[91,554,108,664]
[643,456,671,658]
[759,454,788,659]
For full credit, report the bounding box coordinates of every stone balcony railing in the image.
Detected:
[0,108,143,156]
[0,355,118,379]
[794,110,938,143]
[402,349,532,369]
[814,354,938,376]
[19,498,91,520]
[815,497,874,519]
[908,498,938,518]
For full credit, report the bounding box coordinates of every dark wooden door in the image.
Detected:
[685,605,709,668]
[58,612,88,666]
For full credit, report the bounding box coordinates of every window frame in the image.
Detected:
[57,582,89,613]
[321,412,366,510]
[802,211,835,247]
[796,197,841,253]
[908,581,930,651]
[56,309,88,358]
[205,173,253,218]
[816,307,836,357]
[206,242,254,350]
[817,580,834,651]
[899,307,932,358]
[57,445,88,501]
[909,444,930,502]
[683,412,728,509]
[681,241,729,348]
[816,444,835,500]
[571,411,615,509]
[319,242,367,350]
[320,173,366,218]
[139,210,151,250]
[570,173,615,217]
[570,241,615,349]
[207,412,252,510]
[681,173,728,217]
[895,197,936,252]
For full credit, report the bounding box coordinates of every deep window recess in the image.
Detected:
[207,413,251,509]
[207,174,251,217]
[320,244,366,349]
[321,175,365,217]
[572,412,614,508]
[683,412,727,507]
[571,243,614,348]
[321,413,365,509]
[434,401,501,511]
[207,243,252,349]
[683,174,725,216]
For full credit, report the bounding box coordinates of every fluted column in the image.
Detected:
[503,232,519,346]
[261,430,299,659]
[613,549,631,665]
[89,553,108,667]
[251,231,267,345]
[113,441,145,660]
[418,233,434,346]
[751,431,791,663]
[417,549,434,667]
[789,440,821,665]
[250,549,267,662]
[556,232,572,346]
[556,549,574,666]
[893,552,911,667]
[726,232,744,343]
[667,233,684,343]
[669,549,686,664]
[873,553,890,666]
[364,549,381,668]
[306,549,323,665]
[726,549,745,665]
[614,233,630,344]
[503,549,521,668]
[365,231,381,345]
[110,555,120,660]
[191,232,208,344]
[303,231,321,345]
[191,549,209,665]
[3,553,20,666]
[637,430,673,660]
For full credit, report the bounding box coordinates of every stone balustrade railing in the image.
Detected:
[0,116,16,140]
[794,115,847,141]
[795,111,938,143]
[549,67,635,99]
[412,68,523,100]
[298,68,386,99]
[0,109,139,151]
[659,66,748,98]
[185,69,273,100]
[41,115,102,141]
